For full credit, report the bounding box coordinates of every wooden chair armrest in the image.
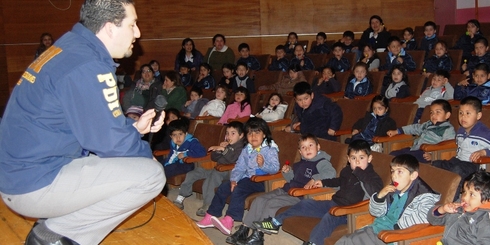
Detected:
[378,224,445,243]
[267,118,292,127]
[324,92,344,99]
[215,164,235,172]
[373,134,414,143]
[251,172,283,182]
[195,115,219,120]
[354,94,376,101]
[420,140,457,151]
[475,156,490,164]
[329,199,370,216]
[285,91,294,96]
[257,89,276,94]
[334,129,352,136]
[228,116,250,123]
[153,149,170,157]
[183,154,212,164]
[287,187,335,197]
[390,96,418,103]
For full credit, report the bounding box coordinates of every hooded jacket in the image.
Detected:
[163,133,207,166]
[400,120,455,151]
[230,140,280,182]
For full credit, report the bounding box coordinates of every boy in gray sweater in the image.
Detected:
[413,70,454,123]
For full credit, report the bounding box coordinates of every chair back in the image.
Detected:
[272,131,301,165]
[389,102,418,127]
[336,98,371,132]
[193,123,226,149]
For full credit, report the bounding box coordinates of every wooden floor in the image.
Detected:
[0,195,212,245]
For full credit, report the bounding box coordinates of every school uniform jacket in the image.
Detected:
[455,121,490,162]
[379,49,416,72]
[454,80,490,104]
[344,77,373,99]
[400,120,455,151]
[423,54,453,73]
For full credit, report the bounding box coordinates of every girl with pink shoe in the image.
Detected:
[196,117,280,236]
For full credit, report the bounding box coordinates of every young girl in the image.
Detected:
[232,62,255,93]
[382,64,410,99]
[218,63,235,90]
[346,95,396,152]
[359,44,380,71]
[173,121,246,217]
[182,87,209,119]
[284,32,298,54]
[218,87,251,124]
[344,62,373,99]
[290,45,314,70]
[193,62,215,90]
[311,66,341,95]
[401,27,417,50]
[196,117,280,235]
[199,85,228,117]
[263,63,306,96]
[255,93,288,122]
[34,32,54,59]
[423,40,453,76]
[454,19,484,62]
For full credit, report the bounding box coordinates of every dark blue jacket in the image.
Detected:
[311,77,341,95]
[163,133,207,165]
[268,57,289,71]
[325,56,351,72]
[418,35,438,59]
[218,76,234,90]
[345,77,373,99]
[423,54,453,73]
[285,42,298,54]
[454,80,490,105]
[193,74,215,90]
[232,75,256,93]
[180,73,193,87]
[294,95,343,141]
[237,56,261,71]
[403,39,417,50]
[309,43,331,54]
[0,23,153,194]
[174,50,204,71]
[379,49,417,72]
[465,52,490,77]
[344,44,355,53]
[454,33,484,61]
[290,56,315,70]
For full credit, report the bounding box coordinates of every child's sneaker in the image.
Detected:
[173,195,185,210]
[211,215,234,235]
[253,217,280,234]
[196,204,209,217]
[196,213,214,228]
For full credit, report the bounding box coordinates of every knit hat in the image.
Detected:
[126,106,143,116]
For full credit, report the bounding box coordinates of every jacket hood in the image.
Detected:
[302,150,331,162]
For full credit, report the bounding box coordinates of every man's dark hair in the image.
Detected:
[80,0,134,34]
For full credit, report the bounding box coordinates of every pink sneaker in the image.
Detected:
[196,213,214,228]
[211,215,234,235]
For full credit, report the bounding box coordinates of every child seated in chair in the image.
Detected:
[253,140,383,245]
[268,45,290,72]
[311,66,341,95]
[335,154,440,245]
[324,42,351,73]
[196,117,280,235]
[455,63,490,105]
[428,170,490,244]
[387,99,455,163]
[181,87,209,119]
[228,134,336,245]
[344,62,373,99]
[432,96,490,201]
[161,119,207,179]
[461,37,490,80]
[173,121,246,217]
[309,32,330,54]
[414,70,454,123]
[236,43,261,71]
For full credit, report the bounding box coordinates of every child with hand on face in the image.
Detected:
[262,64,306,96]
[401,27,417,50]
[309,32,331,54]
[461,37,490,80]
[336,154,440,245]
[173,121,246,217]
[388,99,455,163]
[455,63,490,104]
[269,45,290,72]
[359,44,380,71]
[381,64,410,100]
[182,87,209,119]
[218,63,235,90]
[284,32,299,55]
[454,19,484,62]
[290,45,314,70]
[228,134,336,245]
[325,42,351,73]
[344,62,373,99]
[193,62,215,90]
[311,66,341,95]
[196,118,280,236]
[428,170,490,245]
[199,85,227,117]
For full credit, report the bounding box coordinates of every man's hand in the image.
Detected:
[133,109,165,134]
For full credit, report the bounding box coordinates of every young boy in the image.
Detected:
[419,21,438,59]
[414,70,454,122]
[286,82,343,141]
[309,32,330,54]
[181,87,209,119]
[402,27,417,50]
[268,45,290,71]
[455,63,490,104]
[236,43,261,71]
[253,140,383,245]
[324,42,351,73]
[432,96,490,201]
[427,170,490,244]
[336,154,440,245]
[179,62,193,87]
[461,37,490,79]
[162,119,207,179]
[422,40,453,76]
[228,134,337,245]
[341,31,355,53]
[173,121,245,215]
[378,36,417,87]
[291,45,314,70]
[387,99,456,163]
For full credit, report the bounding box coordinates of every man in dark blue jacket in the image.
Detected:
[287,82,343,141]
[0,1,165,244]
